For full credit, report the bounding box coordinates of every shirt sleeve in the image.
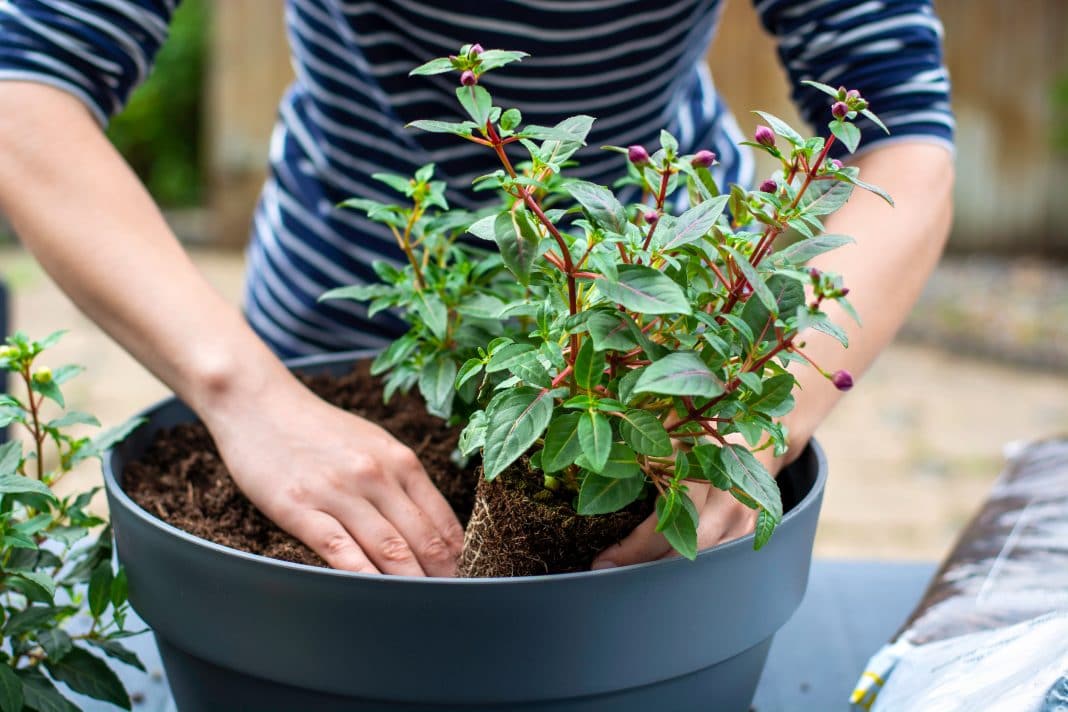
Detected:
[0,0,177,127]
[753,0,955,158]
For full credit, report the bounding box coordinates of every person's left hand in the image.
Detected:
[591,445,782,569]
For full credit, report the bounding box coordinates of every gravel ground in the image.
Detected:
[2,246,1066,562]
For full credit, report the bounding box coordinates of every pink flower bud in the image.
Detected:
[846,89,861,101]
[691,150,716,168]
[627,145,650,166]
[759,179,778,194]
[754,125,776,147]
[832,101,849,119]
[470,44,484,56]
[460,70,477,87]
[839,287,850,297]
[831,370,854,391]
[830,159,844,170]
[809,267,821,282]
[643,210,659,224]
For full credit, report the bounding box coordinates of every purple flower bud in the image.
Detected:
[691,150,716,168]
[470,44,485,56]
[831,370,854,391]
[759,179,778,193]
[846,89,861,101]
[627,145,650,166]
[754,125,776,147]
[809,267,821,282]
[830,159,844,170]
[643,210,659,224]
[839,287,850,297]
[460,70,477,87]
[832,101,849,120]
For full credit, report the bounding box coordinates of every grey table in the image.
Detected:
[73,559,936,712]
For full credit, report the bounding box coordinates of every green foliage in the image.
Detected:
[0,332,145,710]
[107,0,208,207]
[326,45,890,559]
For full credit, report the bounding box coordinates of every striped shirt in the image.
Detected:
[0,0,954,358]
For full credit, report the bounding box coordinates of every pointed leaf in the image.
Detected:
[656,493,699,559]
[724,245,777,312]
[565,181,627,234]
[45,647,130,709]
[618,409,672,457]
[777,234,854,264]
[482,388,554,479]
[0,440,21,476]
[586,311,637,352]
[16,669,78,712]
[595,264,691,316]
[0,664,21,712]
[578,410,612,473]
[541,413,583,473]
[656,195,728,251]
[633,352,723,398]
[577,472,644,515]
[829,120,861,154]
[754,508,777,549]
[418,356,457,419]
[573,339,604,391]
[86,639,145,672]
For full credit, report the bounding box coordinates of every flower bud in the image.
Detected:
[627,145,650,166]
[832,101,849,120]
[643,210,659,224]
[809,267,821,283]
[846,89,861,101]
[839,287,850,297]
[691,150,716,168]
[469,44,484,56]
[759,179,778,194]
[754,125,776,147]
[32,367,52,384]
[836,86,848,100]
[460,70,477,87]
[829,159,844,170]
[831,370,854,391]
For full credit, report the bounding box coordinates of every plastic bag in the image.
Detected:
[852,438,1068,710]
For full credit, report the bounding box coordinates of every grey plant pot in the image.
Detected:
[103,351,827,712]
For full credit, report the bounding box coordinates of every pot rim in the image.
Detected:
[103,349,828,586]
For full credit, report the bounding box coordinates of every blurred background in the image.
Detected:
[1,0,1065,560]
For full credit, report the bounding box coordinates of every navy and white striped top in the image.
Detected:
[0,0,954,358]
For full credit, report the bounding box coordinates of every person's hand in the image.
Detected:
[202,380,464,576]
[592,443,782,569]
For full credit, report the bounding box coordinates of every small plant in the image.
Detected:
[325,44,890,564]
[0,331,144,711]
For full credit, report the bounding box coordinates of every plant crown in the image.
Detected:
[0,332,145,711]
[323,45,891,558]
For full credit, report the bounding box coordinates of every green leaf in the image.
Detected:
[50,365,83,386]
[577,471,644,515]
[418,355,457,419]
[507,352,551,388]
[595,264,691,316]
[486,343,536,374]
[860,108,890,134]
[37,629,73,662]
[740,274,805,342]
[586,311,637,352]
[110,568,128,608]
[583,443,641,479]
[752,111,804,147]
[476,49,528,72]
[746,373,796,417]
[482,388,554,480]
[0,440,21,476]
[46,411,101,429]
[836,170,895,207]
[406,119,476,137]
[409,57,456,76]
[776,234,854,264]
[491,210,542,285]
[0,664,21,712]
[412,290,448,341]
[31,379,64,408]
[656,195,728,251]
[722,445,783,520]
[802,181,855,217]
[565,181,627,234]
[829,120,861,154]
[656,493,699,560]
[633,352,723,398]
[86,638,144,672]
[499,107,521,132]
[0,472,54,499]
[692,444,732,489]
[578,410,612,473]
[458,411,486,457]
[754,508,777,549]
[456,85,492,128]
[16,668,78,712]
[573,339,604,391]
[455,358,484,391]
[618,409,672,457]
[724,245,777,313]
[45,647,131,710]
[4,607,63,637]
[540,413,583,473]
[10,572,56,604]
[88,561,114,619]
[72,416,146,465]
[37,330,67,350]
[536,115,593,165]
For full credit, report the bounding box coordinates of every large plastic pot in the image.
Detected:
[103,351,827,711]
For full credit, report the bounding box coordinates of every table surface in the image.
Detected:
[72,559,936,712]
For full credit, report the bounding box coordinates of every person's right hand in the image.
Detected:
[202,377,464,577]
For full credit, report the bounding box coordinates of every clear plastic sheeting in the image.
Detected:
[852,438,1068,711]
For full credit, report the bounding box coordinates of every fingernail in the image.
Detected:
[591,560,618,570]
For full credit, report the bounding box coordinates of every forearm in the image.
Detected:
[776,141,955,465]
[0,82,294,420]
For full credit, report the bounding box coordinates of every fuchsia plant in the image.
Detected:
[324,45,891,558]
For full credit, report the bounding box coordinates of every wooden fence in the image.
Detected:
[205,1,1068,256]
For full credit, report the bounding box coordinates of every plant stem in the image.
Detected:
[20,367,44,481]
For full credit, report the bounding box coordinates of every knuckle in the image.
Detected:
[391,446,422,473]
[378,536,415,564]
[443,522,465,546]
[281,481,313,507]
[322,532,356,558]
[419,536,451,562]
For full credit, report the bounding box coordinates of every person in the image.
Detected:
[0,0,954,576]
